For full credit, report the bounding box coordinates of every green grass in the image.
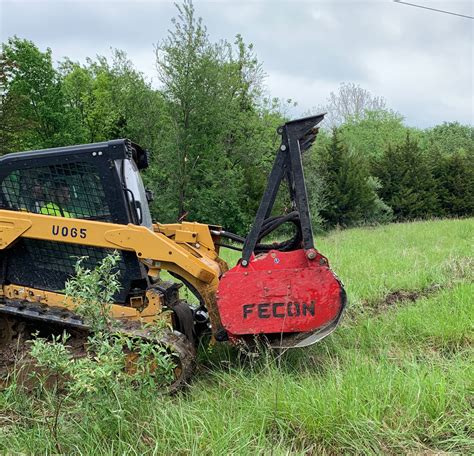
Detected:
[1,218,473,454]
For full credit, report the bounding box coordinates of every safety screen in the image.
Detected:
[0,161,112,221]
[0,160,147,303]
[4,239,144,303]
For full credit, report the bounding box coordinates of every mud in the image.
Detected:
[361,256,474,316]
[382,284,442,306]
[370,284,443,313]
[0,317,88,390]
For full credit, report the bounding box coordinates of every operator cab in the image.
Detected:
[0,139,152,227]
[0,139,153,303]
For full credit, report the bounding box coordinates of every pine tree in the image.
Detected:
[319,129,390,227]
[433,149,474,217]
[375,135,439,220]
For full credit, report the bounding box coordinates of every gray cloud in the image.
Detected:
[1,0,472,127]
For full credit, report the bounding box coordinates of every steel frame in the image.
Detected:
[241,114,325,265]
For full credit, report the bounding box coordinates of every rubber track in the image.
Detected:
[0,297,196,390]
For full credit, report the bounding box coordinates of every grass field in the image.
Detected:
[1,218,473,454]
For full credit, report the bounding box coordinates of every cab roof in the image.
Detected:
[0,139,148,169]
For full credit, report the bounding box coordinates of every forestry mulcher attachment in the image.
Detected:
[0,114,346,386]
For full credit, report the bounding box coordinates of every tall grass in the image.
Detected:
[1,218,473,454]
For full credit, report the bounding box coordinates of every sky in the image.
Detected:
[1,0,473,128]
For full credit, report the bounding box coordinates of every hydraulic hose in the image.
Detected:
[218,211,303,254]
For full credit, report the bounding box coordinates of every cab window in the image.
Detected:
[0,161,112,221]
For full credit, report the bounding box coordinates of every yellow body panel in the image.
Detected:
[0,284,170,323]
[0,215,32,249]
[0,209,226,329]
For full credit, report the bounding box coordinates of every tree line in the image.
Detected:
[1,1,472,234]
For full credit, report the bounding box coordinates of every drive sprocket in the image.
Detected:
[123,326,196,393]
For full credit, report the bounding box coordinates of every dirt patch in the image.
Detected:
[0,318,31,383]
[0,317,88,391]
[0,343,22,372]
[382,285,442,306]
[365,284,443,315]
[357,256,473,318]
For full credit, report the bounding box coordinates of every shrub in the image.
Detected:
[29,251,176,394]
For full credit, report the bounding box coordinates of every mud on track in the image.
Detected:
[0,317,88,388]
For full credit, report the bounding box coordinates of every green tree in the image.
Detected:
[154,0,215,219]
[0,37,68,153]
[60,51,165,146]
[339,109,420,159]
[153,0,281,232]
[374,135,439,220]
[303,128,331,230]
[424,122,474,156]
[433,149,474,217]
[319,129,391,228]
[61,60,117,143]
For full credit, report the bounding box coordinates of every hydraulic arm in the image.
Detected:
[0,212,224,329]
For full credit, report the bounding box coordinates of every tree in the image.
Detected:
[59,51,165,146]
[339,109,419,159]
[155,0,221,219]
[433,149,474,217]
[374,135,439,220]
[316,82,387,128]
[153,0,281,232]
[318,129,391,228]
[0,37,68,154]
[423,122,474,156]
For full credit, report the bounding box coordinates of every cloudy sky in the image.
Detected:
[1,0,472,127]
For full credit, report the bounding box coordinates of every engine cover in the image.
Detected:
[217,249,345,343]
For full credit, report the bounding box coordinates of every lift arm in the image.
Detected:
[0,210,225,330]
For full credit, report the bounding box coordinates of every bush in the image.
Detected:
[30,252,175,390]
[16,253,174,452]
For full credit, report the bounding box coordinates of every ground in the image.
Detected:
[0,218,473,455]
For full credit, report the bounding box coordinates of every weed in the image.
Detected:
[5,251,176,452]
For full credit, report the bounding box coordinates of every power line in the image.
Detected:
[393,0,474,19]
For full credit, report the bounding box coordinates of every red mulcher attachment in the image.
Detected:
[216,115,346,348]
[217,249,346,348]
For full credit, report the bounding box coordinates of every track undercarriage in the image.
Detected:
[0,297,196,391]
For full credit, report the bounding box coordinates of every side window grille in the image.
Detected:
[0,161,112,221]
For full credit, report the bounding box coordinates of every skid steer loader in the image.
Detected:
[0,114,346,387]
